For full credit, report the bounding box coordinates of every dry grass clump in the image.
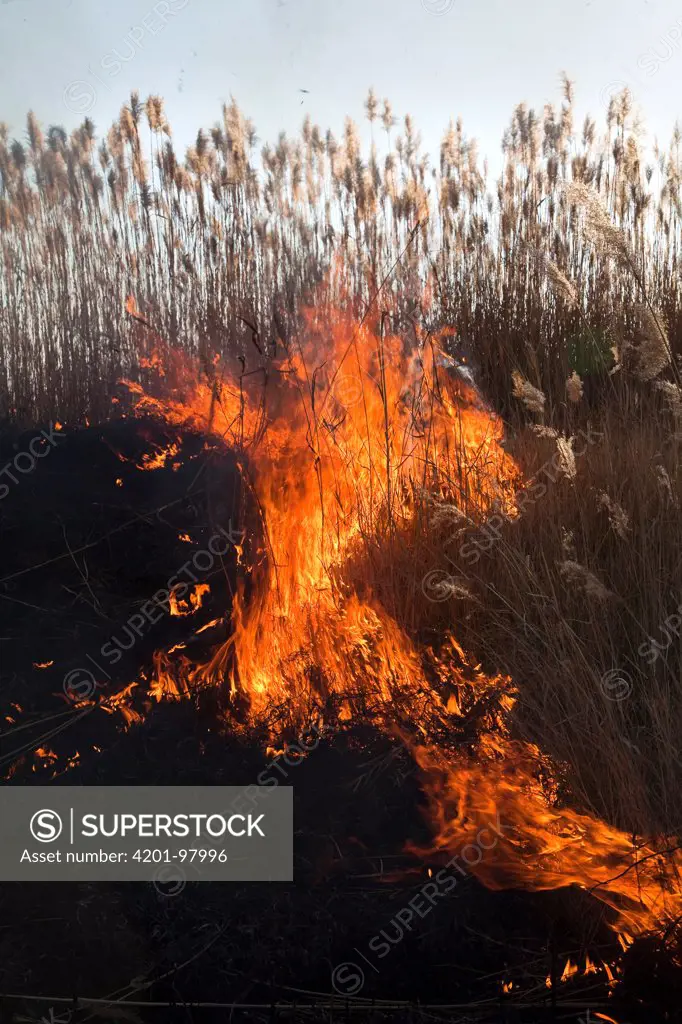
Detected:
[598,490,630,539]
[406,397,682,837]
[511,371,546,418]
[627,304,672,381]
[566,370,583,403]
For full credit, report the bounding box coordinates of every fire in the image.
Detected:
[100,683,143,727]
[119,303,682,939]
[561,958,578,982]
[136,440,181,471]
[169,582,210,617]
[128,311,518,713]
[584,954,598,975]
[409,736,682,936]
[194,617,222,634]
[33,747,58,770]
[33,661,53,669]
[545,955,621,990]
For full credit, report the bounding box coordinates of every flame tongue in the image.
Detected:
[409,740,682,935]
[126,305,682,937]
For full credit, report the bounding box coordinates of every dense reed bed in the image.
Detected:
[1,77,681,424]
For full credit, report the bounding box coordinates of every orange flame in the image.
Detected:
[169,582,210,617]
[136,441,180,471]
[561,958,578,983]
[33,747,58,771]
[120,304,682,939]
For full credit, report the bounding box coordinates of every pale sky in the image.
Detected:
[1,0,681,174]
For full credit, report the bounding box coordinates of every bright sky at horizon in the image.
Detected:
[1,0,681,176]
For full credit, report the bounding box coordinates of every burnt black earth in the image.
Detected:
[0,418,678,1024]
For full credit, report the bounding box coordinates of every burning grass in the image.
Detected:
[110,309,682,950]
[3,80,682,1018]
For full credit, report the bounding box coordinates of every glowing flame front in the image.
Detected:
[124,303,682,939]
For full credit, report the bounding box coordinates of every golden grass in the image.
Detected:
[0,78,680,425]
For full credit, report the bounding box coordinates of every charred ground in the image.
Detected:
[0,417,677,1024]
